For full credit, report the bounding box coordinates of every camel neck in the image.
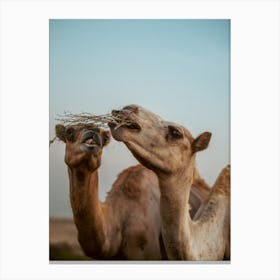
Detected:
[158,168,193,260]
[68,168,101,215]
[158,167,229,260]
[68,167,106,257]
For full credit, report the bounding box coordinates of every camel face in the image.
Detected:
[55,124,110,171]
[109,105,211,175]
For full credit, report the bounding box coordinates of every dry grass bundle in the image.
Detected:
[56,111,136,130]
[55,112,115,128]
[50,110,134,146]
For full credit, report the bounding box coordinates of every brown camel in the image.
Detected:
[55,124,163,260]
[109,105,230,261]
[55,123,211,260]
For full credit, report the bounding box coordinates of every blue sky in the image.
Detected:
[49,19,230,217]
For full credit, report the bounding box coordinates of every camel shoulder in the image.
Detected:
[109,165,158,201]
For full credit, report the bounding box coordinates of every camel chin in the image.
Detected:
[80,143,100,153]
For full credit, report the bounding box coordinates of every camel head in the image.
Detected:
[109,105,211,177]
[55,124,110,172]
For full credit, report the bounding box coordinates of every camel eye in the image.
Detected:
[65,127,75,141]
[168,126,183,139]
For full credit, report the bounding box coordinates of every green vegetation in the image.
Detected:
[50,244,91,261]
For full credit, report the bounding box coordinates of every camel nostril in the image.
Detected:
[112,110,120,115]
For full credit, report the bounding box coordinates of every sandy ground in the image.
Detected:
[49,217,89,260]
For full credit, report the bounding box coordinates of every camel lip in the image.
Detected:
[110,109,141,131]
[81,131,101,152]
[80,131,100,152]
[108,120,141,132]
[81,131,97,143]
[124,122,141,131]
[108,121,117,129]
[80,143,99,153]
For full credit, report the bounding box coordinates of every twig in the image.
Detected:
[50,111,134,146]
[55,112,116,128]
[49,136,57,147]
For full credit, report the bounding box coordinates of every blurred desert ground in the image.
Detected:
[49,217,90,260]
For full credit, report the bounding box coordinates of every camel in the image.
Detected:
[109,104,230,261]
[55,123,211,260]
[55,124,163,260]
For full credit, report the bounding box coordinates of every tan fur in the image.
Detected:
[109,105,230,261]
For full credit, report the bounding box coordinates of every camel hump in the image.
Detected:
[192,179,210,197]
[112,165,158,201]
[212,164,230,196]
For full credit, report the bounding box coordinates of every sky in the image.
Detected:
[49,19,230,218]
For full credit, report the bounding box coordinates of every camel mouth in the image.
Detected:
[108,120,141,131]
[124,122,141,130]
[81,131,99,150]
[109,109,141,132]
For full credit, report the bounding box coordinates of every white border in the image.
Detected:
[0,1,279,279]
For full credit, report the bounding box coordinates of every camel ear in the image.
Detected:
[102,130,111,146]
[55,124,66,142]
[191,132,211,153]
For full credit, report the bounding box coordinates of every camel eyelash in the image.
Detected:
[168,126,183,139]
